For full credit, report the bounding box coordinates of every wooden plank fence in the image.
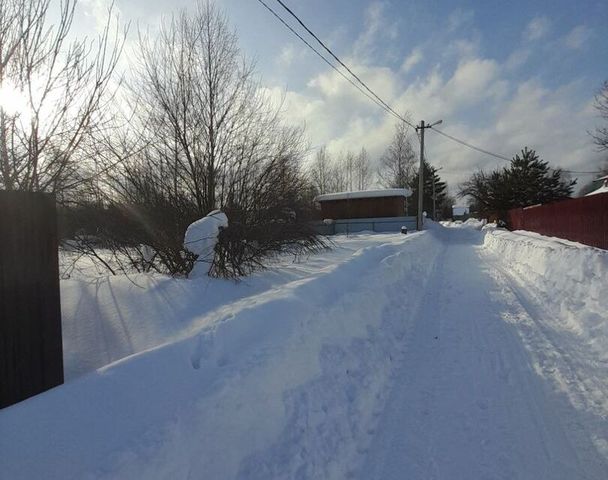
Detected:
[0,190,63,409]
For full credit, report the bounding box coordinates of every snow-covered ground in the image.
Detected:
[1,224,607,479]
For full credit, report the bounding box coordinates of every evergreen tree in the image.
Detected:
[507,148,574,206]
[408,162,448,220]
[459,147,575,217]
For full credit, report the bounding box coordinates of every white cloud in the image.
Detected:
[353,1,399,59]
[308,62,398,104]
[505,48,531,70]
[447,9,474,32]
[443,58,503,107]
[79,0,121,32]
[276,44,298,68]
[444,34,482,61]
[263,8,600,194]
[564,25,592,50]
[401,48,423,73]
[523,16,551,41]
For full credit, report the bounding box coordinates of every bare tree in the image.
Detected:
[0,0,125,193]
[342,150,355,191]
[123,1,266,214]
[309,146,333,194]
[591,80,608,151]
[354,147,373,190]
[310,147,367,193]
[330,151,349,192]
[85,0,324,277]
[377,121,417,189]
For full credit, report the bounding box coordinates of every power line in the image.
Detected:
[266,0,523,164]
[255,0,407,125]
[430,127,512,162]
[269,0,416,129]
[262,0,605,175]
[429,128,603,175]
[562,170,603,175]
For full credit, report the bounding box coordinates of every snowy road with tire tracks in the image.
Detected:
[357,227,607,480]
[1,224,606,479]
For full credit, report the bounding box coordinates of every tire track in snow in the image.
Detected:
[356,227,606,479]
[482,251,608,476]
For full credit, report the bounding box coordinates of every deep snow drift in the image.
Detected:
[1,224,607,479]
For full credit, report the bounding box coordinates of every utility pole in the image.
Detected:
[416,120,425,231]
[415,119,443,230]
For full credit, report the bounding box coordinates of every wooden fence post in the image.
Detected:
[0,190,63,409]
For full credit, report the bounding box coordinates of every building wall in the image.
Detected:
[311,216,417,235]
[319,196,406,219]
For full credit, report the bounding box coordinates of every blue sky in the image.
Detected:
[76,0,608,191]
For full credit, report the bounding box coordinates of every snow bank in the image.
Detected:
[483,229,608,358]
[0,231,444,479]
[184,210,228,276]
[440,218,486,230]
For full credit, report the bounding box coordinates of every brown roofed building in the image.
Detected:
[315,189,412,220]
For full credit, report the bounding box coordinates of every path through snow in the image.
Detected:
[357,226,607,479]
[1,225,606,479]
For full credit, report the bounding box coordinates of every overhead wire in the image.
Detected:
[255,0,411,127]
[262,0,510,165]
[270,0,416,129]
[429,127,511,162]
[261,0,603,178]
[561,170,604,175]
[428,127,602,176]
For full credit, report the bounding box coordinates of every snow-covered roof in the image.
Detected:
[315,188,412,202]
[586,185,608,196]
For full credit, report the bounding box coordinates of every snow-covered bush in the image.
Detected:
[211,208,327,278]
[184,210,229,277]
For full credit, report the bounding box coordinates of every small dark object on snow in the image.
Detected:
[401,226,407,234]
[434,336,438,340]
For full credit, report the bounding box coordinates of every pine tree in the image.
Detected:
[508,148,574,205]
[408,162,448,219]
[459,147,576,217]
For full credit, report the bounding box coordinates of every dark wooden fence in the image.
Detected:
[506,192,608,250]
[1,190,63,409]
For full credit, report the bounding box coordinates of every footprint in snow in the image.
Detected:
[191,333,215,370]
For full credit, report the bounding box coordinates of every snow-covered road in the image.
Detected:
[1,224,606,479]
[357,227,607,479]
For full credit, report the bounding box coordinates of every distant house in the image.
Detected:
[313,188,415,234]
[315,188,412,220]
[585,175,608,197]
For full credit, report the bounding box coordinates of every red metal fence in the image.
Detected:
[506,192,608,250]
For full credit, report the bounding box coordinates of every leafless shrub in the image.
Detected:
[74,0,326,278]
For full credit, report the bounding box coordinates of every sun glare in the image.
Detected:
[0,82,30,118]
